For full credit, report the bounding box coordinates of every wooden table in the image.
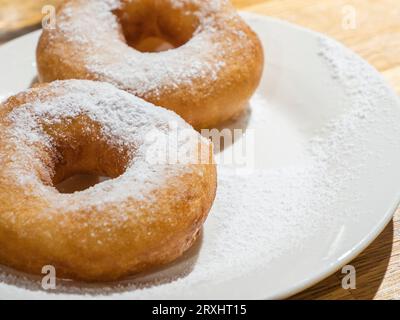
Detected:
[1,0,399,300]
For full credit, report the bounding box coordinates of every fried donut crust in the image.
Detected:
[0,80,217,281]
[37,0,264,129]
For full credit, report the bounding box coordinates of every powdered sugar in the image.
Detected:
[1,15,400,299]
[3,80,203,211]
[45,0,246,98]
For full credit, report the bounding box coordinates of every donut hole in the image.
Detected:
[113,1,200,52]
[55,174,111,194]
[52,141,130,193]
[43,116,131,194]
[132,36,175,53]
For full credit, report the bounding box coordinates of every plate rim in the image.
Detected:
[241,12,400,299]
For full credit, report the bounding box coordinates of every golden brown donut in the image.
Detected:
[37,0,264,129]
[0,80,216,281]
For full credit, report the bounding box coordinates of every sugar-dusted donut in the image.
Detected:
[0,80,216,281]
[36,0,264,129]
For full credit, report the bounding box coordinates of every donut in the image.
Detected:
[0,80,217,281]
[36,0,264,129]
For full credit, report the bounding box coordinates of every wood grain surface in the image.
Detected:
[0,0,399,300]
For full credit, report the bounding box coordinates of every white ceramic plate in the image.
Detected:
[1,13,400,300]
